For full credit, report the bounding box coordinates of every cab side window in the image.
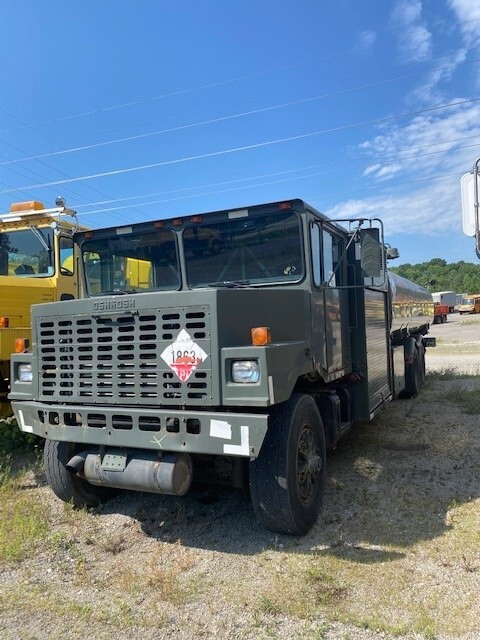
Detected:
[311,224,322,287]
[311,223,344,287]
[323,229,344,287]
[60,236,74,275]
[322,230,335,286]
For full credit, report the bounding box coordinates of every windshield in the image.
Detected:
[0,228,54,276]
[82,228,180,295]
[185,211,303,288]
[80,211,304,296]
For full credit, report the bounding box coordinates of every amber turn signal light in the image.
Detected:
[251,326,271,346]
[14,338,29,353]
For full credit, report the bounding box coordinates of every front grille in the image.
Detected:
[37,306,212,405]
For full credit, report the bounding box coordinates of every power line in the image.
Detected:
[72,135,480,216]
[0,47,364,136]
[0,34,478,138]
[73,169,466,225]
[2,57,477,167]
[0,135,91,206]
[1,96,478,196]
[0,106,158,217]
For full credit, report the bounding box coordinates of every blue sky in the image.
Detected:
[0,0,479,265]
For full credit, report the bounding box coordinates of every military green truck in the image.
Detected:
[9,199,435,535]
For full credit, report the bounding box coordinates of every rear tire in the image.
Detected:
[417,343,426,387]
[403,346,420,399]
[44,440,117,507]
[249,393,326,535]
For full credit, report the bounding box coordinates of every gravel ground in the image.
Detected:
[427,313,480,375]
[0,313,479,640]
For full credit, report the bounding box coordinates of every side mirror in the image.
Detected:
[386,247,399,260]
[358,228,382,278]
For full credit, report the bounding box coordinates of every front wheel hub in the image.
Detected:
[297,426,321,502]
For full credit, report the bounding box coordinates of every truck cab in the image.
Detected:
[0,199,85,401]
[9,199,434,534]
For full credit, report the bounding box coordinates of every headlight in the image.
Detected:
[232,360,260,383]
[18,363,33,383]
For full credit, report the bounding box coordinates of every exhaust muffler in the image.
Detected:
[67,449,192,496]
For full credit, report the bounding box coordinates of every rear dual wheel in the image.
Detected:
[403,342,426,398]
[249,393,326,535]
[417,343,426,387]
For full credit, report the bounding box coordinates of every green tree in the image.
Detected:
[390,259,480,294]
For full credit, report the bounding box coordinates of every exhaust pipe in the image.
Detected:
[67,449,192,496]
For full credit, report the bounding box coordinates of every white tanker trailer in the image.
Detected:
[388,271,434,337]
[387,271,434,398]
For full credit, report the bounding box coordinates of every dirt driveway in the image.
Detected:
[0,314,479,640]
[427,312,480,375]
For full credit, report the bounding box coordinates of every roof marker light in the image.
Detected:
[10,201,44,213]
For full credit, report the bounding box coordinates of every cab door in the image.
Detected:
[310,223,351,380]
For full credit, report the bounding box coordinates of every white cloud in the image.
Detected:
[355,102,480,183]
[358,30,377,49]
[325,173,462,237]
[327,101,480,244]
[448,0,480,45]
[376,164,403,180]
[363,163,382,176]
[391,0,432,62]
[406,49,467,105]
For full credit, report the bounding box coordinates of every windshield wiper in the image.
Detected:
[99,289,138,295]
[207,280,251,288]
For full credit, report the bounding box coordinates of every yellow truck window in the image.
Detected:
[59,236,74,275]
[0,228,54,277]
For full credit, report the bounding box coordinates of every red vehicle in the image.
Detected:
[433,303,449,324]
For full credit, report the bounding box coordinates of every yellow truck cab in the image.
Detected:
[457,295,480,314]
[0,199,85,400]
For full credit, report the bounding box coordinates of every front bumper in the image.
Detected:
[12,400,269,459]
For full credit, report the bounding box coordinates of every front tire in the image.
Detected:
[249,393,326,535]
[44,440,117,507]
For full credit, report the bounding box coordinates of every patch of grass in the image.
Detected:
[259,594,279,614]
[444,386,480,414]
[0,460,50,562]
[427,368,479,381]
[143,546,198,604]
[0,582,168,630]
[306,566,348,605]
[459,317,480,325]
[105,543,199,606]
[145,566,197,605]
[0,417,37,455]
[247,540,480,637]
[100,532,128,555]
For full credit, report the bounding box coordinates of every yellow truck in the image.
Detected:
[0,198,85,402]
[457,294,480,314]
